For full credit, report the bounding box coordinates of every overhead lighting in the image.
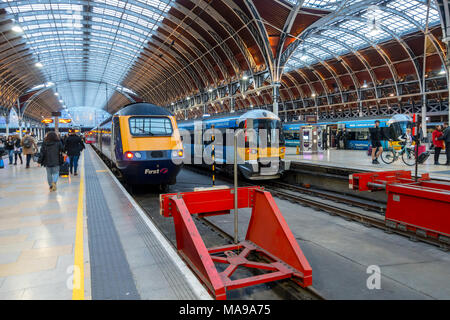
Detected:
[171,102,174,106]
[46,82,54,87]
[242,75,248,81]
[59,99,63,103]
[186,96,190,100]
[368,19,380,37]
[362,80,368,88]
[35,62,43,68]
[439,67,446,75]
[12,25,23,33]
[311,93,316,98]
[389,93,394,97]
[54,92,59,96]
[208,88,213,93]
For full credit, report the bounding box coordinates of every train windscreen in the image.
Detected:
[252,119,285,146]
[129,116,173,136]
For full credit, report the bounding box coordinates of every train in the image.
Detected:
[91,102,184,188]
[283,117,413,150]
[177,109,289,180]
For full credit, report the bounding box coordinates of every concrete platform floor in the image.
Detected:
[285,148,450,180]
[0,147,209,300]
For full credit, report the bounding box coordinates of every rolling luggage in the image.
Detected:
[417,151,430,164]
[59,155,69,176]
[0,158,4,169]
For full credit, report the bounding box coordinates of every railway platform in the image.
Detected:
[285,148,450,181]
[0,147,209,300]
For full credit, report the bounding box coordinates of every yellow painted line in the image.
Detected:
[95,170,108,173]
[72,154,85,300]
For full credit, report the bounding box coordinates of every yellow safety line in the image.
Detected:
[72,153,85,300]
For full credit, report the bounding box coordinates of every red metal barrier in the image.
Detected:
[160,186,312,299]
[350,170,450,242]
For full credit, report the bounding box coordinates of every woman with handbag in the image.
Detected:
[38,131,65,191]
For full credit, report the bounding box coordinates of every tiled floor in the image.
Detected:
[286,148,450,180]
[0,155,86,300]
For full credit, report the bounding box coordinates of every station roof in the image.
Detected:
[0,0,447,124]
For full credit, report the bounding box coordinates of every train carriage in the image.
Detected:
[178,109,288,180]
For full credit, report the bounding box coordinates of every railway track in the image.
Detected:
[185,165,449,251]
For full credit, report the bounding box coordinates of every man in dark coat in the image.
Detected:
[322,129,328,150]
[439,122,450,165]
[64,129,85,175]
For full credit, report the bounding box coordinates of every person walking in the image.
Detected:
[38,131,64,191]
[432,125,444,165]
[64,129,85,176]
[438,122,450,165]
[322,129,328,150]
[5,136,15,165]
[13,136,23,165]
[21,131,38,168]
[369,120,387,164]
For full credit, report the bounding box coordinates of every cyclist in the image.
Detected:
[398,128,413,148]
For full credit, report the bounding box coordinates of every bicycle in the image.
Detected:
[380,141,416,166]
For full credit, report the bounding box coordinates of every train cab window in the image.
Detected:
[129,117,173,136]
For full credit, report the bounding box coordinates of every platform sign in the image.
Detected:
[305,115,317,123]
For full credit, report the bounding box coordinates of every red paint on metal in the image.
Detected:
[160,186,312,299]
[350,170,450,239]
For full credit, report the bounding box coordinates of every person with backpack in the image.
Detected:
[5,136,15,165]
[64,129,85,176]
[13,135,23,165]
[38,131,65,191]
[21,131,38,168]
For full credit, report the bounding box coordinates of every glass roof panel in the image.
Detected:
[285,0,441,72]
[1,0,173,114]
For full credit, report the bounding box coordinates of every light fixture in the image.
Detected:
[311,93,316,98]
[368,18,380,37]
[171,102,174,106]
[35,62,43,68]
[208,88,213,93]
[242,75,248,81]
[54,92,59,96]
[186,96,190,100]
[362,80,368,88]
[439,67,446,75]
[12,25,23,33]
[59,99,63,103]
[389,93,394,97]
[46,82,54,87]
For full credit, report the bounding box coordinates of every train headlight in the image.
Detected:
[125,152,134,159]
[172,149,183,158]
[246,148,257,154]
[134,152,142,159]
[280,147,286,154]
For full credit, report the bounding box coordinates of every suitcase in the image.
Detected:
[0,158,4,169]
[417,151,430,164]
[59,161,70,176]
